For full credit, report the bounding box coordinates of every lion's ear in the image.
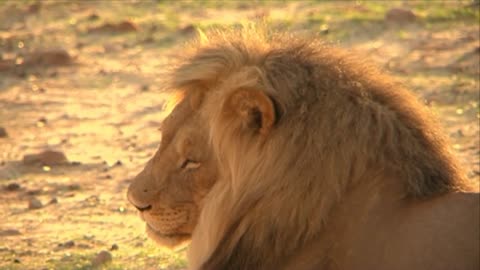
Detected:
[223,88,277,136]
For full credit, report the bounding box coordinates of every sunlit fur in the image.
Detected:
[164,26,478,270]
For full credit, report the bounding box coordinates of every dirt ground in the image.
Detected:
[0,1,478,270]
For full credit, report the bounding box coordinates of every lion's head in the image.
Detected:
[127,90,217,249]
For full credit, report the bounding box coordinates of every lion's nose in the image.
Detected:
[128,195,152,212]
[127,187,153,212]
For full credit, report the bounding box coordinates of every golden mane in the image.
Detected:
[165,27,471,269]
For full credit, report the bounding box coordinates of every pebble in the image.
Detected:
[88,13,100,21]
[89,21,138,33]
[5,182,21,191]
[385,8,416,24]
[23,49,73,67]
[0,127,7,138]
[23,150,69,166]
[58,240,75,248]
[0,229,21,236]
[91,250,112,268]
[48,197,58,204]
[28,197,43,210]
[141,84,150,91]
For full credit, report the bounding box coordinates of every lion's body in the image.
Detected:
[128,27,479,270]
[283,184,479,270]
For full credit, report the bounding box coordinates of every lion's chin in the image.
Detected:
[146,224,191,251]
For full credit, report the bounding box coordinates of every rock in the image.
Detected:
[77,243,93,249]
[5,182,21,191]
[23,150,69,166]
[37,117,47,127]
[26,189,42,196]
[385,8,416,24]
[58,240,75,248]
[28,197,43,209]
[110,244,118,251]
[91,250,112,268]
[179,24,195,35]
[140,84,150,91]
[23,49,72,67]
[87,13,100,21]
[13,258,21,263]
[66,184,81,191]
[88,21,138,33]
[0,229,21,236]
[98,174,112,180]
[27,2,41,13]
[48,197,58,204]
[0,59,15,72]
[0,127,8,138]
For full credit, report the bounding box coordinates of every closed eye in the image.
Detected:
[181,159,201,170]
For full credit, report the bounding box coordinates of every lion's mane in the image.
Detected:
[166,27,471,270]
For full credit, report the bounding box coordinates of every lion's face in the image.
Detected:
[127,95,216,248]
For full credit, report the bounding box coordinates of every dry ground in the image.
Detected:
[0,1,478,269]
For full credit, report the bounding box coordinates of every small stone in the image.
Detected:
[23,150,69,166]
[37,117,47,126]
[23,49,72,67]
[0,229,21,236]
[110,244,118,251]
[26,189,42,196]
[5,182,21,191]
[88,21,138,33]
[58,240,75,248]
[140,84,150,91]
[385,8,416,24]
[49,197,58,204]
[28,197,43,209]
[0,127,8,138]
[66,184,81,191]
[13,258,21,263]
[87,13,100,21]
[77,243,92,249]
[113,160,122,167]
[27,2,41,13]
[98,174,112,180]
[179,24,195,35]
[91,250,112,268]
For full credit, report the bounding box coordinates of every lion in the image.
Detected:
[128,27,479,270]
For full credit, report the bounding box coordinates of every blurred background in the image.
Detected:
[0,1,478,269]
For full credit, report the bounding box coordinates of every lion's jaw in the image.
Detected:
[145,223,191,249]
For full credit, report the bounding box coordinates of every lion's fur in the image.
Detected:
[161,27,478,270]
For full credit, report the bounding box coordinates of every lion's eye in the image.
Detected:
[180,159,201,170]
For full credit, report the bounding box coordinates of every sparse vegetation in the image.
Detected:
[0,1,478,269]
